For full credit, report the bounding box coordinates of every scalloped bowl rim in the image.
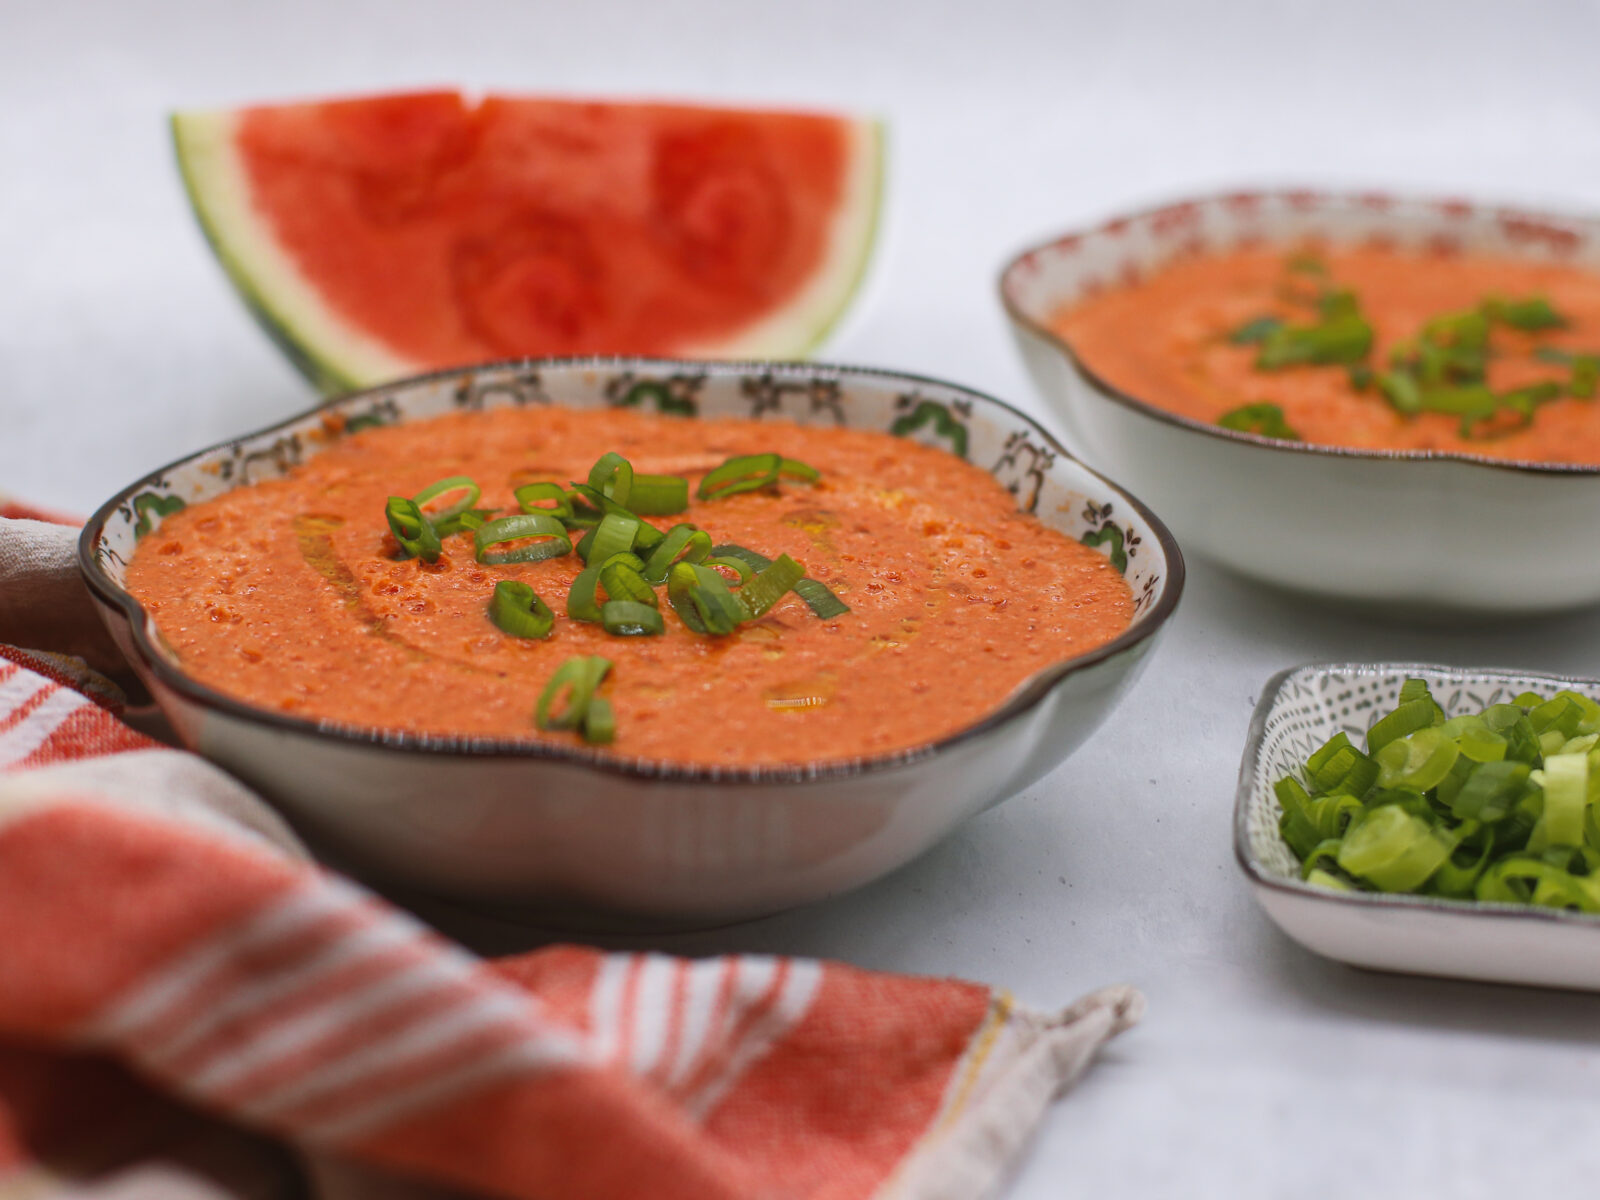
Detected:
[1235,659,1600,930]
[79,355,1185,786]
[998,188,1600,478]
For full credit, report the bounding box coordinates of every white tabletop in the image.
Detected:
[9,0,1600,1193]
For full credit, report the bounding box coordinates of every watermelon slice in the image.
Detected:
[173,92,883,392]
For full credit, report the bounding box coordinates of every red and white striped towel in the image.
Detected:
[0,516,1141,1200]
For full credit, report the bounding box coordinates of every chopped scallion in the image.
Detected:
[385,497,442,563]
[473,513,573,565]
[489,580,554,639]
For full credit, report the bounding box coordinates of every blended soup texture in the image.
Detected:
[1053,245,1600,463]
[126,407,1133,765]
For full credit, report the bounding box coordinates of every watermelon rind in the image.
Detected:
[172,111,410,394]
[171,104,885,393]
[678,118,885,360]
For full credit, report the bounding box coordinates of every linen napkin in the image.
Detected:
[0,513,1142,1200]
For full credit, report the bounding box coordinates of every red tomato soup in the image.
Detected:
[1052,245,1600,463]
[126,407,1133,766]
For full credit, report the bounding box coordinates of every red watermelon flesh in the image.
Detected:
[175,91,883,388]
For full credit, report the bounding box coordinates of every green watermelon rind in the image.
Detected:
[172,110,411,394]
[171,105,886,393]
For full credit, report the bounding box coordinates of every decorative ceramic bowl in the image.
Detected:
[80,359,1184,923]
[1000,190,1600,614]
[1237,662,1600,991]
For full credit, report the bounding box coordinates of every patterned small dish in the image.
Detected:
[1238,662,1600,991]
[1000,190,1600,614]
[80,359,1183,922]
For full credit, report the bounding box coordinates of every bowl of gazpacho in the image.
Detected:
[1001,190,1600,613]
[80,359,1182,922]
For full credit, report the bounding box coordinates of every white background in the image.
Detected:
[8,1,1600,1195]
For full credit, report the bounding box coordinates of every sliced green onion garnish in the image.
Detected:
[629,474,690,515]
[694,454,820,501]
[779,458,821,483]
[601,600,664,636]
[1375,728,1461,792]
[1530,752,1588,850]
[1274,678,1600,912]
[385,496,442,562]
[566,564,603,623]
[697,453,781,500]
[535,655,614,743]
[1228,316,1284,345]
[794,579,850,619]
[1439,715,1507,764]
[1256,313,1373,369]
[488,580,554,639]
[413,475,481,524]
[599,557,657,607]
[1275,776,1319,859]
[587,452,635,507]
[1476,856,1600,911]
[1306,733,1379,795]
[708,543,773,572]
[1571,357,1599,399]
[1415,384,1499,436]
[1422,308,1492,351]
[1485,295,1568,331]
[568,552,644,623]
[582,696,616,744]
[473,513,573,565]
[1216,402,1299,440]
[737,553,805,619]
[1417,384,1497,419]
[702,553,756,584]
[1318,289,1359,321]
[709,542,851,619]
[667,562,746,635]
[1377,370,1422,415]
[1500,381,1564,424]
[1336,804,1458,892]
[567,481,635,521]
[563,490,606,530]
[432,509,494,539]
[514,482,575,522]
[1366,695,1439,754]
[641,523,712,585]
[582,512,643,565]
[1430,833,1495,898]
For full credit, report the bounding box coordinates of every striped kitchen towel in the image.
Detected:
[0,516,1141,1200]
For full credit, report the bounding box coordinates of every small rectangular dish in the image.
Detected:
[1236,662,1600,991]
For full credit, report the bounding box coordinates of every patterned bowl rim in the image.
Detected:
[998,188,1600,478]
[78,356,1186,785]
[1234,660,1600,928]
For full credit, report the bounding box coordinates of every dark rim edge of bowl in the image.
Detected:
[997,187,1600,479]
[79,355,1188,786]
[1233,659,1600,930]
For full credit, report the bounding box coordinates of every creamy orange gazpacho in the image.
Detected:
[1053,245,1600,463]
[126,407,1133,766]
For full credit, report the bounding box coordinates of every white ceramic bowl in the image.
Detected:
[1000,190,1600,614]
[80,359,1184,923]
[1237,662,1600,991]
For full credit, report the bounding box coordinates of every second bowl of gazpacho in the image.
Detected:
[1001,190,1600,613]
